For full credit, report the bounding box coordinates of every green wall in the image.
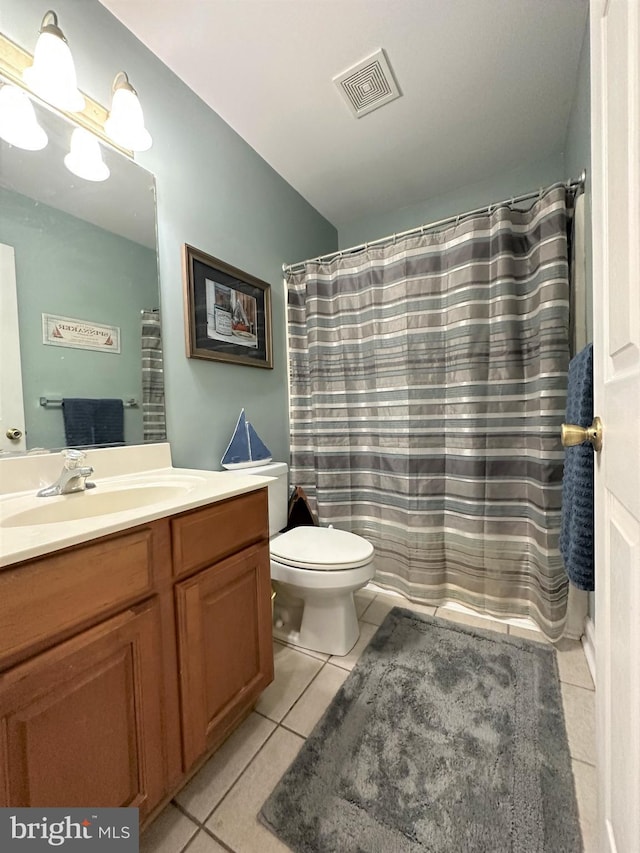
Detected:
[338,153,567,249]
[0,187,158,449]
[3,0,337,470]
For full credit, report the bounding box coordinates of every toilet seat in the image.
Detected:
[270,526,374,571]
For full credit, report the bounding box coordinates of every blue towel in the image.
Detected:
[559,344,594,590]
[63,398,124,447]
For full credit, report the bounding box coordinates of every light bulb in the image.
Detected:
[105,72,152,151]
[23,11,85,113]
[64,128,109,182]
[0,85,48,151]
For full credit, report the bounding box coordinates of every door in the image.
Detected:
[0,243,26,452]
[175,542,274,769]
[0,601,167,820]
[591,1,640,851]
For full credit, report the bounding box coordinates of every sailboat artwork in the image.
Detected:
[221,409,273,469]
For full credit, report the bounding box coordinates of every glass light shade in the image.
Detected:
[105,83,152,151]
[0,85,48,150]
[23,29,85,113]
[64,128,109,182]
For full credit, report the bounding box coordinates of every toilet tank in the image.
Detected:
[239,462,289,535]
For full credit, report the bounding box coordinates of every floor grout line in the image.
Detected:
[175,816,236,853]
[562,681,597,694]
[171,722,285,846]
[272,637,330,664]
[559,676,596,691]
[572,756,597,770]
[169,800,207,842]
[194,721,309,852]
[198,823,237,852]
[275,658,328,725]
[278,718,310,739]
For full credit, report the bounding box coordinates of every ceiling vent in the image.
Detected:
[333,48,401,118]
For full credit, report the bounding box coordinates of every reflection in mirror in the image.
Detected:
[0,81,165,454]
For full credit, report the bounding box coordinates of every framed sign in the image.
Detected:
[42,313,121,353]
[183,245,273,369]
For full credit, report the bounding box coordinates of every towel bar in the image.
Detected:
[39,396,139,409]
[561,416,603,452]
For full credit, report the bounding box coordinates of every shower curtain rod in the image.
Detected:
[282,169,586,274]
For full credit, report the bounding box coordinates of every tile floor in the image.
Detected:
[142,588,597,853]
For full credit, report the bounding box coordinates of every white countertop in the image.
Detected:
[0,444,273,568]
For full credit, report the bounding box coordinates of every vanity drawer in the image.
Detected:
[0,527,157,669]
[171,489,268,579]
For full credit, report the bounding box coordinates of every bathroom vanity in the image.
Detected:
[0,445,274,827]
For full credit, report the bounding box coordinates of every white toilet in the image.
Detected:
[243,463,375,656]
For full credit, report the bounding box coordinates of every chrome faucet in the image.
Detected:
[37,449,95,497]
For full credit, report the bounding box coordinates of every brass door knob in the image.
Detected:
[5,427,23,441]
[561,416,603,452]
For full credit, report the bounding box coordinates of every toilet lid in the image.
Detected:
[271,526,374,571]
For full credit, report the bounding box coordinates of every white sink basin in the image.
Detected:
[0,452,274,568]
[1,482,196,527]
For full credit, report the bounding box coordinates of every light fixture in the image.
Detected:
[104,72,152,152]
[22,10,85,113]
[64,127,109,181]
[0,84,48,150]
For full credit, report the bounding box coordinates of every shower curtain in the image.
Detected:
[287,185,573,639]
[141,309,166,442]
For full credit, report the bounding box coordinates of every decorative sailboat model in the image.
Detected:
[221,409,272,469]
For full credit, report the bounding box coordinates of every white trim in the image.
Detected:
[0,243,26,453]
[582,615,596,688]
[563,584,589,640]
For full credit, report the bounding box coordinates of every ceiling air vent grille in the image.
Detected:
[333,49,401,118]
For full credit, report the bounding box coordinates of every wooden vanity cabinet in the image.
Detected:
[172,489,273,769]
[0,601,165,815]
[0,487,273,822]
[175,541,273,768]
[0,522,174,821]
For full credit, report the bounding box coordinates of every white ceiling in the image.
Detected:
[99,0,588,230]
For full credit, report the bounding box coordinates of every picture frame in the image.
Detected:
[182,244,273,369]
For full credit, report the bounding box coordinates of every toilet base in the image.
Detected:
[272,583,361,656]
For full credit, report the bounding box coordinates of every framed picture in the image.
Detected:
[182,245,273,369]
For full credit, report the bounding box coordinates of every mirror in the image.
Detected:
[0,82,164,453]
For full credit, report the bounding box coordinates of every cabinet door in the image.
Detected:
[0,600,166,819]
[176,542,274,769]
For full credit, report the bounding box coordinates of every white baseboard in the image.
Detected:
[582,616,596,687]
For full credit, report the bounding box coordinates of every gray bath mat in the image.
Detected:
[260,608,582,852]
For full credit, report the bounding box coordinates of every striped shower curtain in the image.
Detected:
[287,185,572,639]
[141,309,167,442]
